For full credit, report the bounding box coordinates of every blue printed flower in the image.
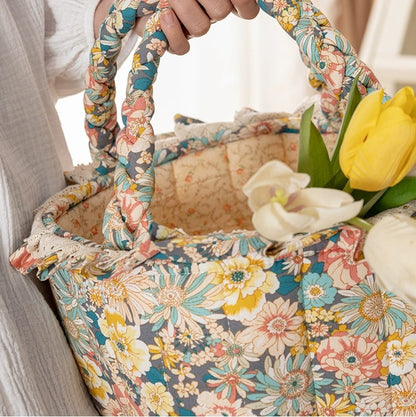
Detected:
[333,375,370,404]
[298,272,337,309]
[247,353,316,415]
[332,275,414,339]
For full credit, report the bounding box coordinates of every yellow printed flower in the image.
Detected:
[316,393,356,415]
[277,5,300,32]
[304,308,319,323]
[141,382,174,416]
[98,307,150,378]
[207,254,279,321]
[391,372,416,415]
[90,42,108,67]
[144,12,162,36]
[148,336,180,370]
[317,307,336,322]
[108,7,124,32]
[76,355,111,406]
[132,52,146,72]
[340,87,416,191]
[381,334,416,376]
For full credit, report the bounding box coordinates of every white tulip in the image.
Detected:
[243,160,310,212]
[363,214,416,306]
[243,160,363,242]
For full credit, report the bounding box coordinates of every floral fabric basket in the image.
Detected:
[11,0,416,415]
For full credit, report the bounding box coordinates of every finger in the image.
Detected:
[168,0,211,38]
[232,0,260,19]
[197,0,233,23]
[160,8,190,55]
[134,14,150,37]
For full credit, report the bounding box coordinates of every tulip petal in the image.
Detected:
[289,187,356,209]
[252,202,314,241]
[302,200,363,231]
[340,89,384,177]
[288,188,363,230]
[348,106,416,191]
[243,160,310,211]
[363,214,416,305]
[245,186,278,212]
[383,86,416,116]
[243,160,310,195]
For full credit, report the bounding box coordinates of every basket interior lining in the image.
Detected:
[57,132,337,243]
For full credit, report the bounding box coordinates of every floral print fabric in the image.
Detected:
[11,190,416,415]
[10,0,416,415]
[10,113,416,414]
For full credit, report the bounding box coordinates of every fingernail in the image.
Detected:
[159,0,170,9]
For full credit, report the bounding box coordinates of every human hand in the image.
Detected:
[95,0,260,56]
[135,0,260,55]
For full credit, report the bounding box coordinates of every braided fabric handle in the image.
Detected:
[266,0,381,123]
[84,0,381,253]
[84,0,161,179]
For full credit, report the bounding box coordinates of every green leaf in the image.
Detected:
[329,75,362,189]
[359,189,387,217]
[351,188,379,204]
[366,177,416,216]
[298,105,333,187]
[325,169,349,190]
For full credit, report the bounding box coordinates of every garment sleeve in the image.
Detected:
[45,0,137,98]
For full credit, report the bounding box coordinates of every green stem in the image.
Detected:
[343,180,353,194]
[347,217,373,232]
[359,188,387,217]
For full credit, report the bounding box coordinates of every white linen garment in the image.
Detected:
[0,0,120,414]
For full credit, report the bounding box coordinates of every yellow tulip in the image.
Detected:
[340,87,416,191]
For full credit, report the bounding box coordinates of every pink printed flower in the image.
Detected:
[316,332,381,382]
[318,226,370,289]
[147,38,167,55]
[106,382,144,416]
[192,391,254,416]
[320,47,345,96]
[321,90,341,120]
[309,321,330,338]
[239,298,303,357]
[120,191,143,230]
[269,0,289,13]
[9,246,36,274]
